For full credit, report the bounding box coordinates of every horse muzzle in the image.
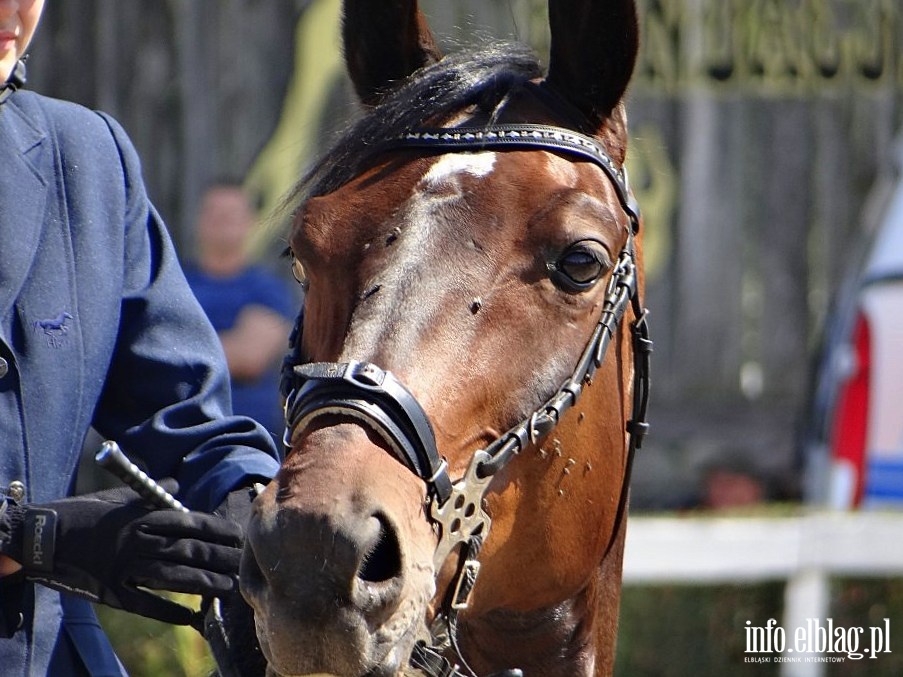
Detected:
[239,424,438,677]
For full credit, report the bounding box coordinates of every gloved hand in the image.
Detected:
[0,481,242,625]
[203,484,269,677]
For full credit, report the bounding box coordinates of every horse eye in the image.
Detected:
[550,243,608,291]
[291,256,309,288]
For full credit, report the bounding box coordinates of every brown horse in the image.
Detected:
[239,1,650,675]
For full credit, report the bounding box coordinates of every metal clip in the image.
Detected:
[431,450,493,572]
[450,559,481,610]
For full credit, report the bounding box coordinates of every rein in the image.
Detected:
[280,123,651,677]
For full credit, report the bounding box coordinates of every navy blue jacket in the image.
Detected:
[0,88,281,675]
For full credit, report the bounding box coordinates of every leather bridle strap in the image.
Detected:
[283,360,453,504]
[392,124,640,233]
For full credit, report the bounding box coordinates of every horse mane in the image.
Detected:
[285,42,543,210]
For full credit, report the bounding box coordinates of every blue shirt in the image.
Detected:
[185,266,296,437]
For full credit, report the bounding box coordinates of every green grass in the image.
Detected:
[616,582,784,676]
[615,579,903,676]
[96,600,214,677]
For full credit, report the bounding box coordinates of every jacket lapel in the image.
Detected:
[0,95,50,328]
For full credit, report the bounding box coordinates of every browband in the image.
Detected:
[392,123,640,233]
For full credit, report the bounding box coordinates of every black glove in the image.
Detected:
[0,482,242,625]
[203,484,269,677]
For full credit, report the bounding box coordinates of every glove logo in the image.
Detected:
[32,514,46,565]
[24,508,57,573]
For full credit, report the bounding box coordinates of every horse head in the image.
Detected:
[240,1,647,675]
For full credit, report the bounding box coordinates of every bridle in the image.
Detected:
[280,123,652,677]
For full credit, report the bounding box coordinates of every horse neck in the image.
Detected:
[457,517,627,677]
[456,330,633,676]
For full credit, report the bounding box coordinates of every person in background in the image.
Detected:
[184,181,296,440]
[0,2,279,675]
[698,452,770,510]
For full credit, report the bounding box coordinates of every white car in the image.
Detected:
[804,134,903,509]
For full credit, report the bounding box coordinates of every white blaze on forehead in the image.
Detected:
[423,151,496,186]
[342,153,497,357]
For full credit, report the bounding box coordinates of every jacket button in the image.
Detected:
[8,481,25,502]
[0,357,7,378]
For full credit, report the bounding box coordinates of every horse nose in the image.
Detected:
[241,496,406,622]
[358,512,404,585]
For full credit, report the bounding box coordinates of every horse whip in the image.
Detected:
[95,441,189,513]
[95,440,243,677]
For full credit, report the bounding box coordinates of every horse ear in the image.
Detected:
[342,0,443,106]
[545,0,639,126]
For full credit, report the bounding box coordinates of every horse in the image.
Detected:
[33,311,73,336]
[33,311,74,348]
[239,1,650,675]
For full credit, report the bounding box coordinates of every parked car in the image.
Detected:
[803,133,903,509]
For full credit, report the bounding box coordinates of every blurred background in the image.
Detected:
[22,0,903,675]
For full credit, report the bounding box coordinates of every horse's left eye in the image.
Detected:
[550,242,609,291]
[291,256,309,289]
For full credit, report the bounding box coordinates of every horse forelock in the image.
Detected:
[284,43,542,212]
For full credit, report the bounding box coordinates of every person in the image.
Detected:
[184,182,296,440]
[0,2,281,675]
[697,452,770,510]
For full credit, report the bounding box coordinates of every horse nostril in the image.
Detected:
[358,513,402,583]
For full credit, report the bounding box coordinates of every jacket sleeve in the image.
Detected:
[90,113,280,512]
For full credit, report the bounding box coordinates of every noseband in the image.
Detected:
[280,124,652,677]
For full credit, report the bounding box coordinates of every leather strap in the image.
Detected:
[392,124,640,233]
[284,361,453,504]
